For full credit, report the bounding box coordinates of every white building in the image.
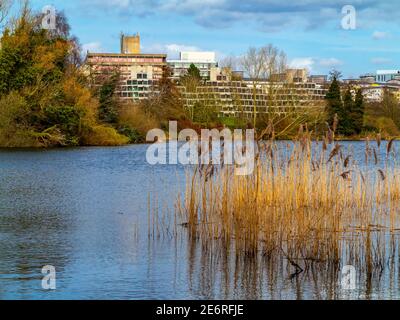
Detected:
[168,52,218,80]
[376,70,400,83]
[362,86,384,102]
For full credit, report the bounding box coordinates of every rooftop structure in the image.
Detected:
[121,33,141,54]
[168,51,218,80]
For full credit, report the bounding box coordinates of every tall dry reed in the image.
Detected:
[176,130,400,274]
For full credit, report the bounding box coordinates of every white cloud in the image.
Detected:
[318,58,343,68]
[290,57,315,71]
[82,42,103,53]
[372,31,389,40]
[290,57,343,72]
[84,0,400,32]
[142,43,201,59]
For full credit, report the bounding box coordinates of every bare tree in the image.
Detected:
[241,45,287,127]
[220,55,240,71]
[0,0,12,27]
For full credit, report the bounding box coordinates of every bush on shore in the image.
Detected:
[0,5,126,147]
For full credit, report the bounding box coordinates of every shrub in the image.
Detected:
[81,125,129,146]
[118,104,160,136]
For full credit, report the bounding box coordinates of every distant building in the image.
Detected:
[168,52,218,80]
[308,75,328,85]
[271,69,309,83]
[180,71,327,118]
[376,70,400,83]
[360,84,400,103]
[86,35,167,101]
[361,86,385,102]
[359,73,376,83]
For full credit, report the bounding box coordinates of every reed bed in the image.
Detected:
[176,130,400,274]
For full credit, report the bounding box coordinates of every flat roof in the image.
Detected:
[167,60,217,63]
[376,70,400,75]
[87,53,167,58]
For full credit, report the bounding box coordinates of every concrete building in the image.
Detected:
[361,84,400,103]
[121,33,141,54]
[180,70,327,117]
[359,73,376,83]
[271,69,309,83]
[168,52,218,80]
[86,35,167,101]
[308,75,328,85]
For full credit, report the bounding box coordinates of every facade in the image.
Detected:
[86,35,167,101]
[168,52,218,80]
[270,69,309,83]
[308,75,328,85]
[360,84,400,103]
[359,73,376,83]
[180,75,327,118]
[361,86,384,102]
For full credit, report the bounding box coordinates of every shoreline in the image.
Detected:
[0,137,395,150]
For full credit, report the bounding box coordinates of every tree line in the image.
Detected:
[0,3,128,147]
[1,3,399,147]
[326,71,400,137]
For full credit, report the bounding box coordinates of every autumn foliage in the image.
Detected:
[0,5,127,147]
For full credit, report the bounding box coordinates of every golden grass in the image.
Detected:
[175,131,400,274]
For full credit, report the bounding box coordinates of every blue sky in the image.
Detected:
[18,0,400,77]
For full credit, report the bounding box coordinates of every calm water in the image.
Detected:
[1,142,400,300]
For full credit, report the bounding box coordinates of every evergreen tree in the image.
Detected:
[187,63,201,80]
[352,89,365,134]
[325,74,343,131]
[342,88,355,135]
[180,64,202,92]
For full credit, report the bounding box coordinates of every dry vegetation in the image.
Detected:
[170,128,400,276]
[118,103,160,137]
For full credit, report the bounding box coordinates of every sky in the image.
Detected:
[12,0,400,78]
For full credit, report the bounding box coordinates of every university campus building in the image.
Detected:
[85,34,167,101]
[167,51,218,80]
[85,34,328,116]
[180,68,328,118]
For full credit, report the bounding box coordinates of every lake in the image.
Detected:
[1,142,400,300]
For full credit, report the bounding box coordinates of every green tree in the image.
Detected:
[352,89,365,134]
[342,88,354,135]
[98,72,120,124]
[0,4,127,147]
[325,73,343,132]
[187,63,201,79]
[180,64,202,92]
[381,89,400,128]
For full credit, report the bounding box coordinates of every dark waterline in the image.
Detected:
[1,142,400,300]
